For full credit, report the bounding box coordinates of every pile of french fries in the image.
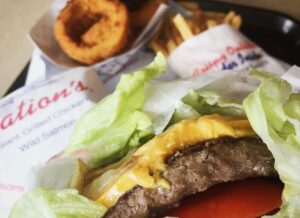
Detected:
[150,1,242,57]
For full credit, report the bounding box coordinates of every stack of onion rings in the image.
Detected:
[54,0,129,65]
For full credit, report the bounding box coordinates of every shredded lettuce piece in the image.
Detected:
[65,53,166,167]
[243,69,300,218]
[170,90,245,124]
[9,189,107,218]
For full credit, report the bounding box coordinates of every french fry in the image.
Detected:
[148,2,242,57]
[186,19,195,34]
[173,34,184,46]
[162,20,172,40]
[190,21,202,34]
[231,15,242,28]
[150,40,169,57]
[203,11,226,20]
[166,39,177,53]
[172,14,194,40]
[191,10,204,34]
[207,19,217,29]
[170,23,184,45]
[224,11,236,23]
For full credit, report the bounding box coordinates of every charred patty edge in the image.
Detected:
[165,136,261,164]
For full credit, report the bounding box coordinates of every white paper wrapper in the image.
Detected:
[29,0,168,72]
[26,47,177,93]
[282,65,300,91]
[168,24,289,78]
[0,67,106,217]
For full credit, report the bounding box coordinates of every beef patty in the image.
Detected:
[104,137,276,218]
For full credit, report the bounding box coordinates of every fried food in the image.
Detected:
[231,15,242,28]
[172,14,194,40]
[149,2,242,57]
[224,11,236,23]
[207,19,218,29]
[54,0,129,65]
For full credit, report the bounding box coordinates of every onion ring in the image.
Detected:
[54,0,129,65]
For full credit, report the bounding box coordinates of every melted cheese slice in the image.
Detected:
[96,115,255,208]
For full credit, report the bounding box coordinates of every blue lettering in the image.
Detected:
[238,51,262,64]
[222,61,238,70]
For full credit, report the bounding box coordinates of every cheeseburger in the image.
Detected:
[9,54,300,218]
[98,115,277,217]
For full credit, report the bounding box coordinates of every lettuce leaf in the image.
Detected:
[169,90,245,125]
[243,69,300,218]
[9,189,106,218]
[143,70,251,133]
[65,53,166,167]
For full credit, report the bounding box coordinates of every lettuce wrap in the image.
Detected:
[9,55,300,218]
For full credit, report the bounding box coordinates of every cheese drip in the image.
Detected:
[96,115,255,208]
